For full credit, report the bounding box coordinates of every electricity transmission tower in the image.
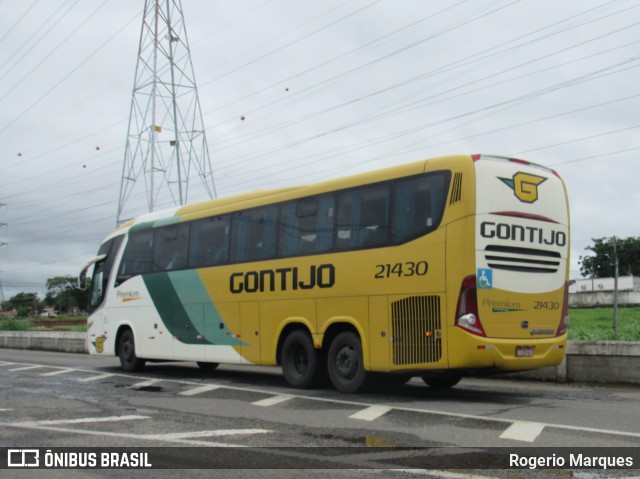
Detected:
[117,0,216,225]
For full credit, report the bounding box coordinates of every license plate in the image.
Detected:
[516,346,535,357]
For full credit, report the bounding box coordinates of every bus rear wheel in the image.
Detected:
[118,329,146,372]
[327,331,366,393]
[281,330,318,389]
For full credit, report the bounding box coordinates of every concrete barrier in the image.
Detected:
[0,332,638,386]
[0,331,87,354]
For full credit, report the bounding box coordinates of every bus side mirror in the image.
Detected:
[78,270,87,290]
[78,254,107,290]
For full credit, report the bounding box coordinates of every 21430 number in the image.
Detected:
[374,261,428,279]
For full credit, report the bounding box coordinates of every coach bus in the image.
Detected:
[79,154,569,393]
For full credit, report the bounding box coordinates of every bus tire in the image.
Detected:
[421,374,461,389]
[327,331,366,393]
[118,329,146,372]
[281,330,318,389]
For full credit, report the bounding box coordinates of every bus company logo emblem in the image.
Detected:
[499,172,547,203]
[93,335,106,353]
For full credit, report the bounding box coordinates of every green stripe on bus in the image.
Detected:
[142,270,244,346]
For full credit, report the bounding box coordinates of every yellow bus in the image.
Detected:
[80,154,569,393]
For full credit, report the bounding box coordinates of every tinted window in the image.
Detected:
[188,216,230,267]
[279,195,335,256]
[117,230,153,281]
[336,185,390,250]
[392,172,449,243]
[154,223,189,271]
[231,205,278,262]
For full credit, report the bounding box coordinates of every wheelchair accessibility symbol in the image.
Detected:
[477,269,493,289]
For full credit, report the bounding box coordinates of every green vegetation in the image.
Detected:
[0,316,86,332]
[569,307,640,341]
[0,318,32,331]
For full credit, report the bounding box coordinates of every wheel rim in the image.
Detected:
[122,340,133,363]
[291,345,309,377]
[335,345,358,381]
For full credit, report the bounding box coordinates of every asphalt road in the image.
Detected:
[0,348,639,479]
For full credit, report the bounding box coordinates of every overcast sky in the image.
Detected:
[0,0,638,300]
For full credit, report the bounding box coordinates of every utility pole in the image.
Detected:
[0,202,6,307]
[117,0,216,225]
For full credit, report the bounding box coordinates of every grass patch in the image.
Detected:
[569,307,640,341]
[0,316,86,332]
[0,318,32,331]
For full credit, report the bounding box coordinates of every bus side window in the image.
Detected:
[231,205,278,263]
[153,223,189,271]
[392,173,448,243]
[117,230,153,283]
[279,194,335,256]
[188,216,230,267]
[336,185,389,250]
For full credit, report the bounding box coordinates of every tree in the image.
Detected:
[579,236,640,278]
[3,292,40,316]
[45,276,89,313]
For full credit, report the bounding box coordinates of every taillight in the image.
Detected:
[455,275,486,337]
[556,282,569,336]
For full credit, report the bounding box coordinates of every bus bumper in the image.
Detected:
[447,328,567,372]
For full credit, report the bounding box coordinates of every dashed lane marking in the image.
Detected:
[8,365,42,372]
[131,379,162,389]
[349,405,392,422]
[40,368,75,377]
[499,421,546,442]
[252,394,293,407]
[141,429,271,440]
[78,373,115,382]
[3,360,640,445]
[179,384,222,396]
[12,415,150,427]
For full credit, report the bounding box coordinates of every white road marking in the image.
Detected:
[13,415,149,427]
[8,365,42,372]
[4,360,639,445]
[78,373,115,382]
[349,405,392,421]
[252,394,293,407]
[41,368,75,377]
[179,384,222,396]
[131,379,161,389]
[499,421,546,442]
[141,429,270,440]
[2,423,260,448]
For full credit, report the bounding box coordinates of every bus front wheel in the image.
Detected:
[327,331,366,393]
[118,329,146,372]
[281,330,318,389]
